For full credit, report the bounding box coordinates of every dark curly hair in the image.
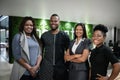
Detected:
[19,16,42,47]
[50,14,60,20]
[93,24,108,37]
[19,16,36,34]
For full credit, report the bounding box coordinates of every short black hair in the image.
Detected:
[50,14,60,19]
[93,24,108,37]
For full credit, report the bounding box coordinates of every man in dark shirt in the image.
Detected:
[38,14,70,80]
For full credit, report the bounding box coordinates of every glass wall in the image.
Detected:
[0,16,9,62]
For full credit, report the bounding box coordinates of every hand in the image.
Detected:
[32,65,39,72]
[96,74,109,80]
[28,67,37,77]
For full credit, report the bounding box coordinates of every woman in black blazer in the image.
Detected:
[64,23,91,80]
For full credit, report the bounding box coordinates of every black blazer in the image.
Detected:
[69,38,90,71]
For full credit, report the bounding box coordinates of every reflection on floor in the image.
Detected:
[0,62,13,80]
[0,48,12,80]
[0,47,9,62]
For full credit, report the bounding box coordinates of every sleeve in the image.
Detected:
[63,32,70,50]
[12,34,22,61]
[84,38,92,50]
[105,47,119,64]
[40,33,45,55]
[38,46,42,56]
[68,40,74,49]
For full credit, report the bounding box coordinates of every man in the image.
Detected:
[38,14,70,80]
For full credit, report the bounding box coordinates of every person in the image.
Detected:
[38,14,70,80]
[108,40,113,47]
[64,23,91,80]
[90,24,120,80]
[108,40,113,51]
[113,41,119,58]
[10,17,42,80]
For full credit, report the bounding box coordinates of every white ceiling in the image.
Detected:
[0,0,120,27]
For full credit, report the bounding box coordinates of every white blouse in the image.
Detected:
[72,38,82,54]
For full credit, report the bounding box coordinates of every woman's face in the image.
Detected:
[92,30,105,47]
[24,20,33,34]
[75,25,83,38]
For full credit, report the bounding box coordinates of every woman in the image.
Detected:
[64,23,91,80]
[10,17,42,80]
[90,24,120,80]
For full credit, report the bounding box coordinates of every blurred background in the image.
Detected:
[0,0,120,80]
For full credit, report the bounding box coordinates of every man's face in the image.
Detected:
[50,16,60,30]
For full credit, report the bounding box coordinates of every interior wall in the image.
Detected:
[0,0,120,27]
[105,27,114,46]
[116,28,120,42]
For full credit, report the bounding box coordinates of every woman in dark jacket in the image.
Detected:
[64,23,91,80]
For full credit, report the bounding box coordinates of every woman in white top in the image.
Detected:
[64,23,91,80]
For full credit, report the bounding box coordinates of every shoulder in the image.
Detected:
[83,38,92,44]
[12,33,21,44]
[101,45,113,55]
[103,45,111,52]
[41,31,50,37]
[84,38,91,41]
[13,33,21,40]
[59,31,69,36]
[58,31,70,41]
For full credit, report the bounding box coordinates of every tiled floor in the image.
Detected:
[0,62,13,80]
[0,49,12,80]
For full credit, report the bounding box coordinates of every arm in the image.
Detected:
[96,63,120,80]
[18,58,38,77]
[12,34,32,71]
[32,55,42,72]
[96,48,120,80]
[71,39,91,63]
[29,55,42,77]
[89,68,91,80]
[108,62,120,80]
[64,49,81,62]
[107,48,120,80]
[71,49,90,63]
[17,58,32,72]
[35,55,42,69]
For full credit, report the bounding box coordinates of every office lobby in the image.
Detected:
[0,0,120,80]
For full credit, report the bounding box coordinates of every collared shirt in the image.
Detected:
[72,38,85,54]
[90,44,119,80]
